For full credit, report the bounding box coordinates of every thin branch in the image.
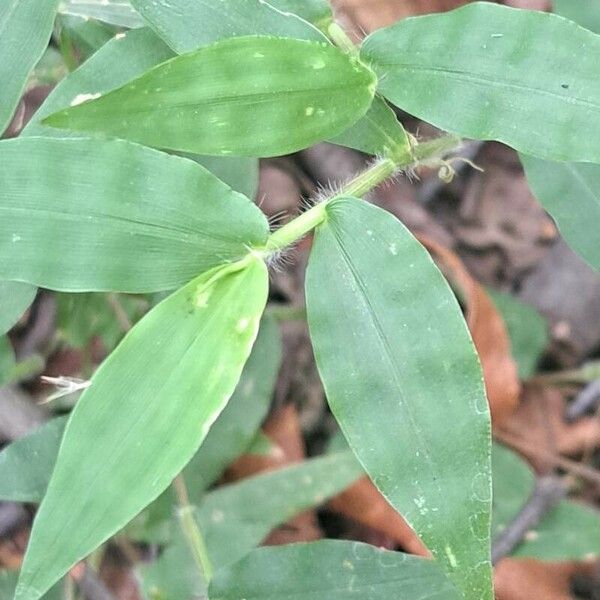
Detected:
[491,475,566,564]
[566,379,600,422]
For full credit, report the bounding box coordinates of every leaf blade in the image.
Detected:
[0,0,60,133]
[0,281,37,335]
[361,3,600,162]
[15,257,269,600]
[521,155,600,271]
[306,197,492,600]
[0,137,268,292]
[42,37,377,157]
[209,540,462,600]
[128,0,326,53]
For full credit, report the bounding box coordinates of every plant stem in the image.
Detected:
[173,474,214,582]
[263,134,460,254]
[327,22,359,57]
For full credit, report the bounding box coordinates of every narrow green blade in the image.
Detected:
[521,155,600,271]
[209,541,461,600]
[361,3,600,162]
[58,0,144,28]
[0,417,68,503]
[128,0,325,53]
[25,26,260,199]
[306,197,492,600]
[183,315,282,496]
[0,137,269,292]
[15,257,269,600]
[43,37,377,157]
[0,281,36,335]
[198,451,363,570]
[0,0,60,133]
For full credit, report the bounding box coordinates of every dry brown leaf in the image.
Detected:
[498,384,600,472]
[328,477,430,556]
[494,558,596,600]
[420,237,521,426]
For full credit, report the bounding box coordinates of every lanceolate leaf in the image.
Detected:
[0,0,60,134]
[521,155,600,271]
[15,257,269,600]
[128,0,325,53]
[0,281,36,335]
[209,541,461,600]
[329,94,412,160]
[197,451,363,570]
[140,452,363,599]
[43,37,377,157]
[306,197,492,600]
[0,417,67,503]
[25,27,260,198]
[0,137,269,292]
[58,0,144,28]
[361,3,600,162]
[183,315,282,496]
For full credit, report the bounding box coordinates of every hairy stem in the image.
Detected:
[173,474,214,582]
[263,134,460,254]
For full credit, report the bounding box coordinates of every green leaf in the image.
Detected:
[0,0,60,134]
[0,137,269,293]
[521,155,600,271]
[265,0,332,29]
[553,0,600,34]
[329,94,412,160]
[487,290,548,379]
[43,37,377,157]
[209,540,461,600]
[0,281,36,335]
[24,28,174,138]
[197,450,363,570]
[25,27,260,199]
[0,417,68,503]
[305,197,492,600]
[492,444,600,561]
[0,571,62,600]
[140,451,363,599]
[58,0,144,28]
[15,257,269,600]
[361,2,600,162]
[128,0,325,53]
[183,315,282,497]
[57,15,119,61]
[140,451,362,598]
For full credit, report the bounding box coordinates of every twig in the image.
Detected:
[566,379,600,422]
[491,475,566,564]
[173,474,214,582]
[495,430,600,488]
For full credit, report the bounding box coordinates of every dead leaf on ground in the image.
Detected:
[420,237,521,426]
[494,557,596,600]
[328,477,430,556]
[498,384,600,472]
